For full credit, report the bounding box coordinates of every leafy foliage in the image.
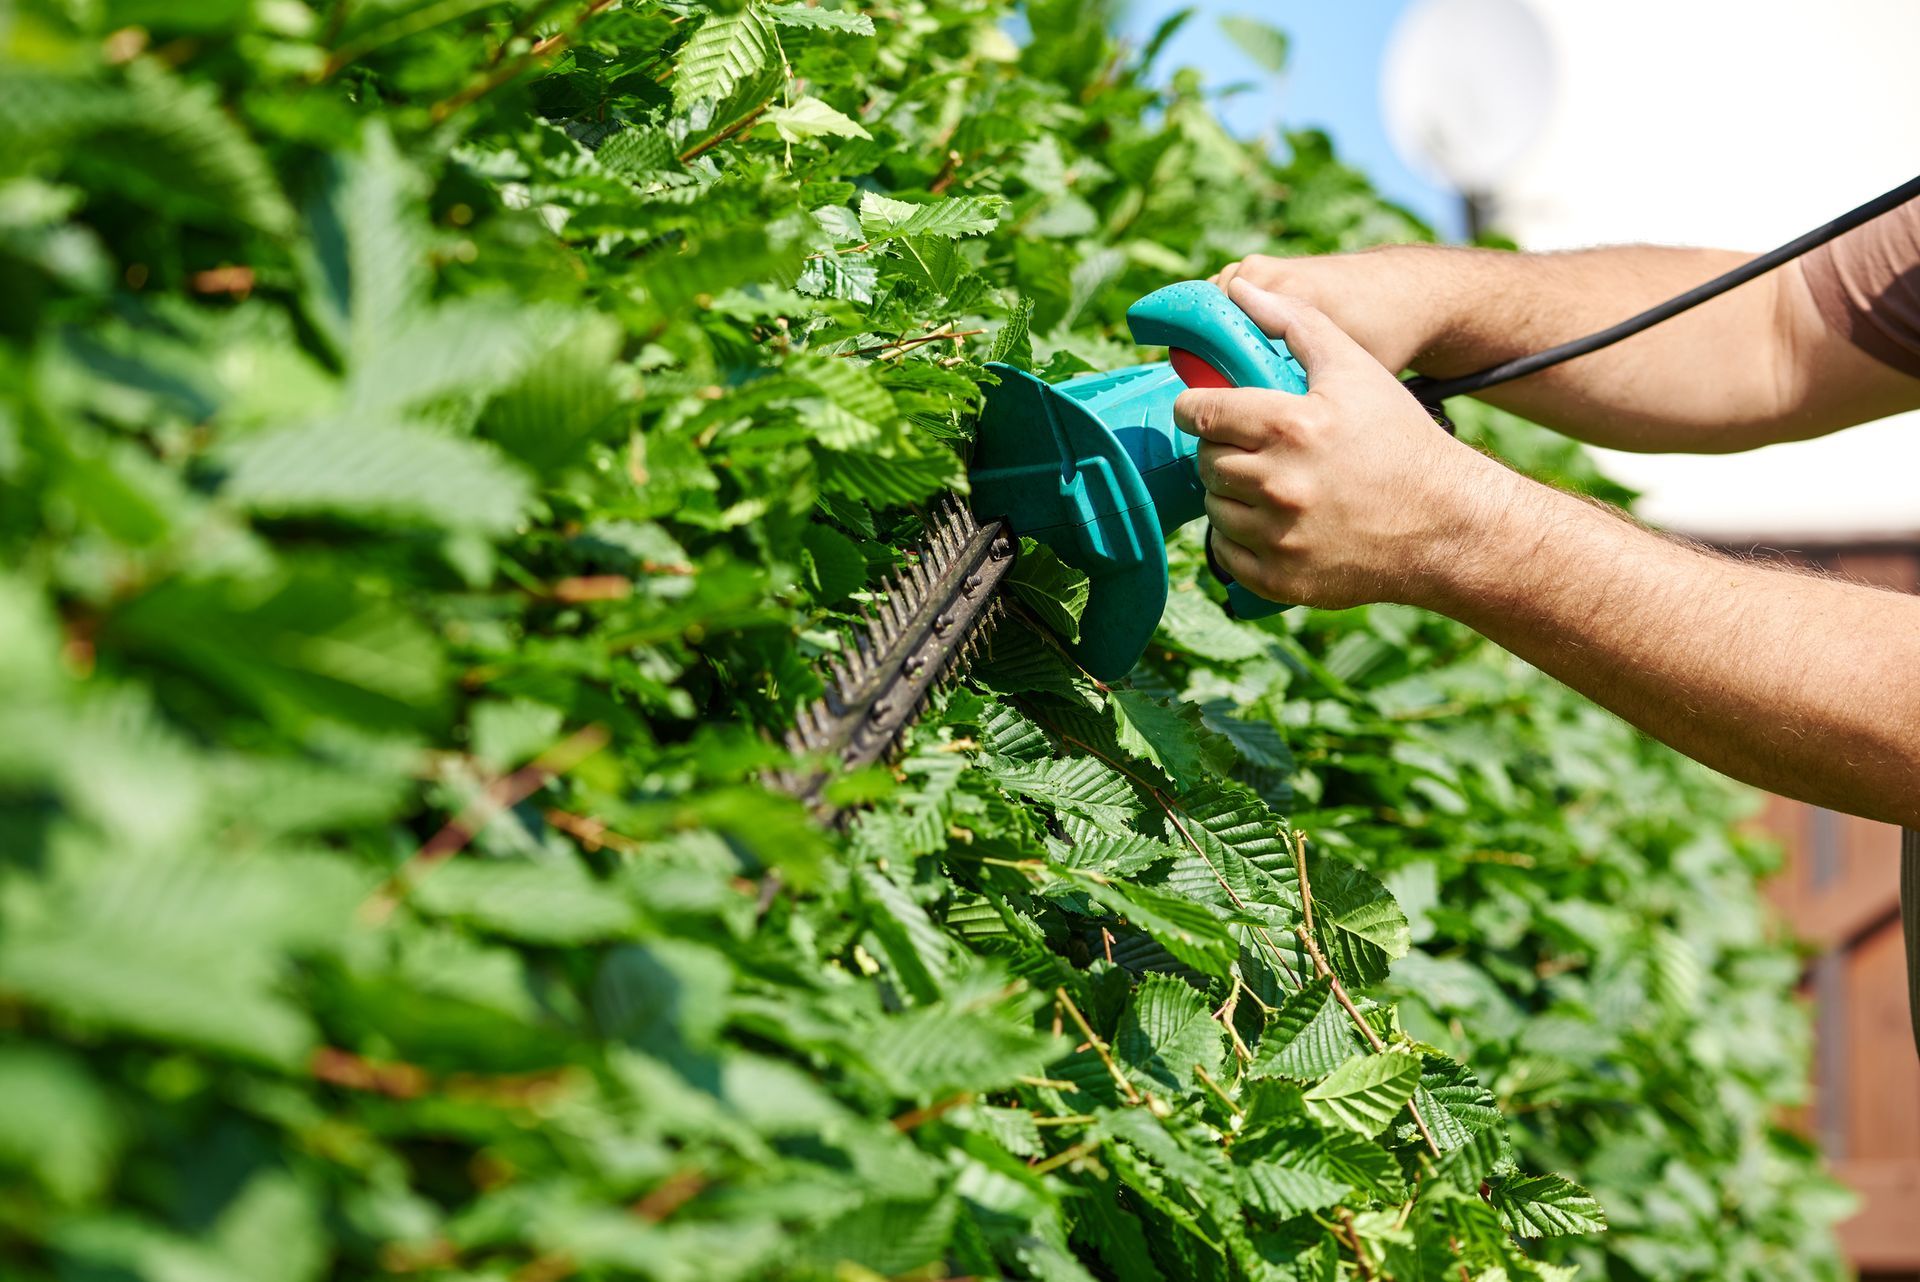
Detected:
[0,1,1845,1280]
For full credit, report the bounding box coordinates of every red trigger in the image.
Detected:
[1170,347,1232,389]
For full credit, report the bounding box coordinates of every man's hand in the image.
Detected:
[1173,278,1516,610]
[1210,247,1441,374]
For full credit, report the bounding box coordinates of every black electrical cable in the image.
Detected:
[1401,171,1920,405]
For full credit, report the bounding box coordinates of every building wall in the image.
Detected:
[1722,539,1920,1277]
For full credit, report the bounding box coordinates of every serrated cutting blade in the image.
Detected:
[777,496,1015,819]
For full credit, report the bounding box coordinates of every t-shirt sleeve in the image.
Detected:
[1800,195,1920,379]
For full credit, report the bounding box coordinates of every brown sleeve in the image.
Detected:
[1801,196,1920,379]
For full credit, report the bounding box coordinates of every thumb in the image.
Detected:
[1225,278,1369,381]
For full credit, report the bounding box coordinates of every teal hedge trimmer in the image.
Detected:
[780,174,1920,814]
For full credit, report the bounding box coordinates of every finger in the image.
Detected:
[1224,278,1373,382]
[1203,491,1267,546]
[1213,261,1242,294]
[1173,387,1293,448]
[1197,440,1268,501]
[1208,523,1265,589]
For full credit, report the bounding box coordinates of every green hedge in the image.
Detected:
[0,1,1848,1279]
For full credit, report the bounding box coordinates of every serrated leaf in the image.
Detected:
[220,420,533,536]
[857,864,952,1003]
[1234,1155,1351,1219]
[1112,689,1233,789]
[764,96,872,143]
[1303,1052,1422,1135]
[816,446,964,506]
[410,857,638,944]
[1114,972,1221,1093]
[986,755,1143,836]
[987,297,1035,369]
[858,192,1005,240]
[0,849,361,1068]
[674,6,777,108]
[766,3,876,33]
[1490,1173,1607,1238]
[1303,855,1409,989]
[863,1000,1057,1097]
[1080,878,1236,978]
[1251,978,1359,1080]
[1158,587,1267,662]
[1047,833,1176,877]
[802,523,867,603]
[1009,538,1090,643]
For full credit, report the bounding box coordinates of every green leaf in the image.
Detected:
[802,523,868,603]
[0,1045,122,1203]
[220,420,533,536]
[410,857,639,945]
[863,997,1058,1096]
[986,755,1143,836]
[674,6,778,108]
[1251,977,1359,1080]
[858,192,1006,240]
[766,3,877,34]
[1112,689,1233,789]
[816,445,964,507]
[0,848,361,1068]
[1009,538,1090,644]
[1490,1173,1607,1238]
[1303,855,1410,989]
[1080,878,1236,978]
[987,297,1036,369]
[1114,972,1221,1093]
[1303,1051,1422,1135]
[1219,15,1290,73]
[764,96,872,143]
[858,864,952,1003]
[83,60,293,236]
[478,312,625,471]
[1157,587,1268,662]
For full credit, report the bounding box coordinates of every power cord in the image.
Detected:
[1402,172,1920,405]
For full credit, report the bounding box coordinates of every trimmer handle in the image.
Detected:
[1125,281,1307,621]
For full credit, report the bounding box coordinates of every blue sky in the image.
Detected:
[1116,1,1466,239]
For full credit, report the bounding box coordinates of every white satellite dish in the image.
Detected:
[1381,0,1556,198]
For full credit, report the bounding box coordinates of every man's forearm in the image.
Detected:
[1400,244,1824,451]
[1244,243,1920,452]
[1422,469,1920,826]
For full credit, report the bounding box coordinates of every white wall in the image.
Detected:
[1491,0,1920,538]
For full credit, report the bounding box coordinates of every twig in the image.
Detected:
[677,100,772,163]
[1292,859,1443,1160]
[1213,983,1256,1064]
[311,1047,429,1098]
[360,723,610,923]
[427,0,616,119]
[1055,987,1141,1106]
[1292,829,1314,936]
[632,1170,707,1222]
[891,1092,971,1132]
[544,808,642,854]
[1337,1208,1375,1282]
[1193,1064,1242,1118]
[837,326,986,358]
[1029,1139,1100,1176]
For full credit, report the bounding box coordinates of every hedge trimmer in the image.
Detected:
[782,174,1920,815]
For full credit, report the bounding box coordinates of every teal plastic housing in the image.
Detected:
[970,280,1308,680]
